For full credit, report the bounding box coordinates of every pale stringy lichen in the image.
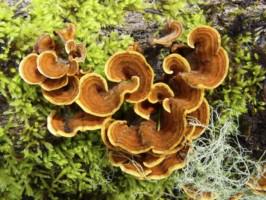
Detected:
[170,107,266,200]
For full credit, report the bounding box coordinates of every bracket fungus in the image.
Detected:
[109,144,190,180]
[105,50,154,103]
[172,26,229,89]
[19,22,229,180]
[77,73,140,117]
[48,110,108,137]
[34,34,55,54]
[152,21,183,47]
[55,23,76,42]
[19,53,46,85]
[37,50,69,79]
[182,185,216,200]
[65,40,86,63]
[100,22,228,180]
[19,23,85,106]
[42,76,80,105]
[246,165,266,195]
[134,82,174,120]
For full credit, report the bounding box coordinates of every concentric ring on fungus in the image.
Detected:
[42,76,80,105]
[105,50,154,103]
[37,50,69,79]
[76,73,140,117]
[48,110,108,137]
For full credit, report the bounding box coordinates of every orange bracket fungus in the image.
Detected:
[134,82,174,120]
[172,26,229,89]
[19,22,229,180]
[77,73,140,117]
[37,50,69,79]
[54,23,76,42]
[48,110,108,137]
[19,23,84,105]
[42,76,80,105]
[101,23,228,180]
[105,50,154,103]
[152,21,183,47]
[246,165,266,195]
[182,185,216,200]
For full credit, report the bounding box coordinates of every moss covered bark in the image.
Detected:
[0,0,265,200]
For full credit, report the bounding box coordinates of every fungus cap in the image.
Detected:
[134,101,156,120]
[163,53,191,75]
[41,76,68,91]
[67,60,79,76]
[147,145,190,180]
[105,50,154,103]
[152,21,182,47]
[148,83,174,104]
[55,23,76,42]
[47,110,107,137]
[106,105,187,155]
[142,153,165,168]
[187,98,210,140]
[34,34,55,54]
[108,145,190,180]
[187,25,221,61]
[42,76,79,105]
[77,73,140,117]
[109,151,152,179]
[180,47,229,89]
[101,118,117,149]
[37,50,69,79]
[19,53,46,84]
[134,83,174,119]
[65,40,86,63]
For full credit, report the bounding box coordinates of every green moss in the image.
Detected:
[208,32,266,121]
[144,0,206,42]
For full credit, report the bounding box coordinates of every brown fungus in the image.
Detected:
[18,23,229,181]
[41,76,69,91]
[19,53,46,84]
[246,165,266,195]
[47,110,108,137]
[34,34,55,54]
[55,23,76,42]
[134,82,174,119]
[172,26,229,89]
[105,50,154,103]
[42,76,79,105]
[65,40,86,63]
[152,21,183,47]
[108,145,190,180]
[186,98,210,140]
[76,73,140,117]
[182,185,216,200]
[37,50,69,79]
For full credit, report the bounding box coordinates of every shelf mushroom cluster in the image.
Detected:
[19,22,229,179]
[19,24,86,105]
